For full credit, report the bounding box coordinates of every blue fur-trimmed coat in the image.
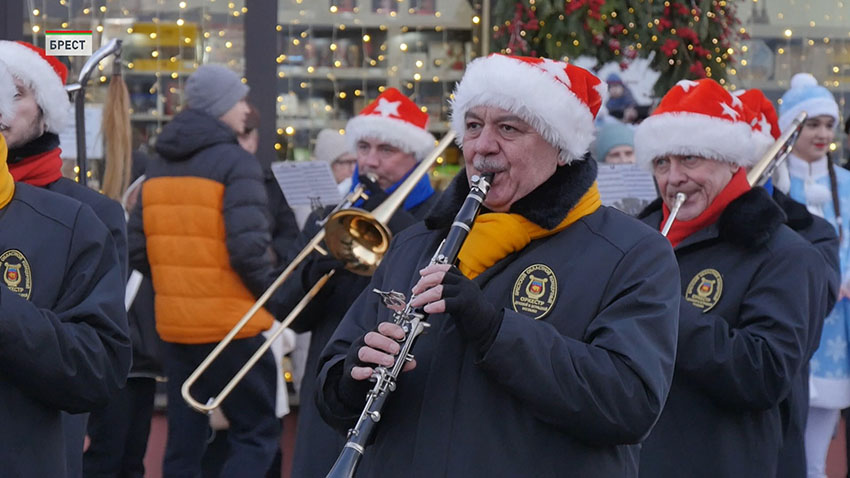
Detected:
[638,188,829,478]
[315,160,680,477]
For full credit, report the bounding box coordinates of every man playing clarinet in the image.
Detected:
[315,54,681,477]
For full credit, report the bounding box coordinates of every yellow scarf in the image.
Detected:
[457,181,601,279]
[0,135,15,210]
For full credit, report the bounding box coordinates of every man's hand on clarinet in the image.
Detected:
[348,322,417,381]
[411,264,504,351]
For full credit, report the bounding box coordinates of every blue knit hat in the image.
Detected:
[593,121,634,162]
[778,73,839,132]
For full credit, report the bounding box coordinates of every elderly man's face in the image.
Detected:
[1,79,45,149]
[462,106,559,212]
[356,138,417,190]
[652,155,738,221]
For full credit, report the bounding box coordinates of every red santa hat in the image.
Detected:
[450,54,606,164]
[0,41,71,134]
[734,88,780,160]
[345,87,436,161]
[0,60,15,124]
[635,79,760,169]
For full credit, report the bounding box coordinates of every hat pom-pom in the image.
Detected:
[790,73,818,89]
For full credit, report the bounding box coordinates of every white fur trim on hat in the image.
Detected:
[0,41,71,133]
[0,60,15,123]
[450,55,603,164]
[778,96,839,133]
[635,112,757,169]
[345,114,436,161]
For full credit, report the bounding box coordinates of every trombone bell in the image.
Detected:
[324,209,391,276]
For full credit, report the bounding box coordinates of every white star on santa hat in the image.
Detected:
[729,94,743,109]
[676,80,699,92]
[758,114,772,135]
[719,101,740,120]
[537,58,571,85]
[374,98,401,117]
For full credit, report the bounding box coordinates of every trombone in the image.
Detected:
[747,111,807,187]
[181,131,456,413]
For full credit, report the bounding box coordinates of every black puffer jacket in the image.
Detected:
[128,108,281,343]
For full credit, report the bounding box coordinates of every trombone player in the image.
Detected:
[315,54,681,477]
[287,87,440,478]
[635,79,829,477]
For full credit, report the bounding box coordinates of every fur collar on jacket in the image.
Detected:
[639,187,787,249]
[425,156,597,230]
[771,189,813,232]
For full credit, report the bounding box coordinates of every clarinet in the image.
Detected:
[326,173,494,478]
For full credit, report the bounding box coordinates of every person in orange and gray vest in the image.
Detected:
[0,40,130,478]
[127,64,288,477]
[0,58,130,478]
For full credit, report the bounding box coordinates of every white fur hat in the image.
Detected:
[0,41,71,134]
[0,60,15,124]
[450,54,607,164]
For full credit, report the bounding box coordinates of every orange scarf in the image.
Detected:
[0,135,16,209]
[457,181,602,279]
[661,168,750,247]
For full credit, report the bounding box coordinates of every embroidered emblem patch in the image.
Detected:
[685,268,723,313]
[512,264,557,320]
[0,249,32,300]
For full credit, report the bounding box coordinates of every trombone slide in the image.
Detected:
[181,229,332,413]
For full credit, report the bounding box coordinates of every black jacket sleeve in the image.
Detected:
[0,205,131,413]
[127,197,149,276]
[264,172,299,265]
[88,197,129,279]
[222,148,277,298]
[673,242,821,411]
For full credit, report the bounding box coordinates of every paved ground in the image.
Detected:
[140,411,848,478]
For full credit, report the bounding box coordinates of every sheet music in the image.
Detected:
[596,163,659,215]
[59,105,104,160]
[271,160,343,208]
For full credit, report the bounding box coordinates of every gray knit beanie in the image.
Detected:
[185,64,249,118]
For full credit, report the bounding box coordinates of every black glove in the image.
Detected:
[441,266,503,353]
[359,175,389,212]
[337,331,376,411]
[302,252,342,287]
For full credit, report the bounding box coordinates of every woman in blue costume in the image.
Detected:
[776,72,850,478]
